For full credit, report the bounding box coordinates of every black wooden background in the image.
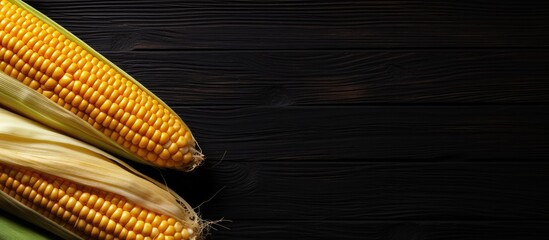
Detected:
[23,1,549,239]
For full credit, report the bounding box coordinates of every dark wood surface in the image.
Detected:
[23,1,549,239]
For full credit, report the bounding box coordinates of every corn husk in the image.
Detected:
[0,193,81,240]
[0,210,60,240]
[0,0,204,170]
[0,106,202,239]
[0,68,149,164]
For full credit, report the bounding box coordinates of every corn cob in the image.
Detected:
[0,163,196,240]
[0,0,203,170]
[0,107,203,240]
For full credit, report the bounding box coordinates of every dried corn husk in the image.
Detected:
[0,106,202,239]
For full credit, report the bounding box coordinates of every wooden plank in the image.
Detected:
[210,220,549,240]
[25,1,549,50]
[96,50,549,105]
[171,106,549,161]
[164,161,549,221]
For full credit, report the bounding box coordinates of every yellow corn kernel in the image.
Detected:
[0,163,198,240]
[0,0,203,170]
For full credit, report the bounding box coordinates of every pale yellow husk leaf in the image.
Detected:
[1,0,204,170]
[0,106,201,238]
[0,65,149,167]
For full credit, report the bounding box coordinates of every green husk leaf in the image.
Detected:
[0,107,201,239]
[0,209,64,240]
[0,194,80,240]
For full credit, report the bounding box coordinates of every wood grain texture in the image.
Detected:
[172,106,549,161]
[24,0,549,50]
[154,161,549,239]
[9,1,549,239]
[169,162,549,221]
[208,220,549,240]
[98,50,549,105]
